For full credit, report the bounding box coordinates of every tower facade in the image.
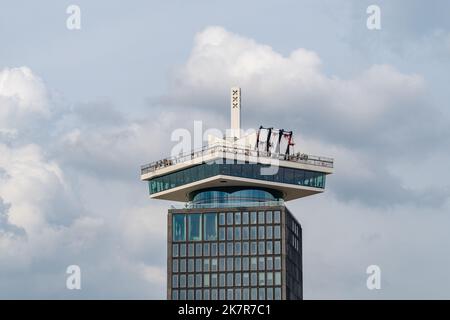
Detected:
[140,88,333,300]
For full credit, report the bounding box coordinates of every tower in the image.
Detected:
[140,88,334,300]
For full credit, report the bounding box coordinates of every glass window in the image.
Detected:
[235,212,241,225]
[227,273,233,287]
[250,257,257,270]
[179,259,186,272]
[227,212,233,225]
[204,213,217,241]
[243,288,249,299]
[196,243,202,256]
[227,243,233,256]
[250,242,257,255]
[266,211,273,224]
[211,258,218,272]
[196,258,202,272]
[266,287,273,300]
[219,273,226,287]
[274,256,281,270]
[274,241,281,254]
[196,289,202,300]
[235,257,241,271]
[266,226,273,239]
[267,257,273,270]
[258,211,265,224]
[258,288,265,300]
[219,213,226,225]
[274,225,281,239]
[243,257,249,271]
[180,274,186,288]
[172,244,179,257]
[204,274,210,287]
[250,211,257,224]
[211,273,218,287]
[258,241,265,255]
[188,243,195,257]
[188,259,194,272]
[235,288,241,300]
[172,290,178,300]
[211,243,217,256]
[267,272,273,286]
[219,243,225,256]
[227,227,233,240]
[235,242,241,255]
[259,272,265,286]
[172,274,178,288]
[219,289,225,300]
[275,272,281,286]
[204,258,210,272]
[227,289,233,300]
[258,226,265,239]
[180,244,186,257]
[243,273,249,286]
[188,274,194,288]
[242,212,249,224]
[250,226,257,240]
[258,257,265,270]
[211,289,218,300]
[227,257,233,271]
[242,226,249,240]
[219,258,226,271]
[173,259,178,273]
[266,241,273,254]
[235,227,241,240]
[188,214,202,241]
[195,274,202,287]
[251,273,257,286]
[204,289,210,300]
[173,214,186,241]
[274,211,281,224]
[235,273,241,287]
[203,243,210,256]
[219,227,225,241]
[243,242,249,255]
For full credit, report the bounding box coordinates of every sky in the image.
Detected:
[0,0,450,299]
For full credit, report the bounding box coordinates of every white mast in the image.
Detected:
[230,87,241,139]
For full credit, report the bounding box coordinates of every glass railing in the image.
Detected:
[141,143,334,175]
[182,200,285,209]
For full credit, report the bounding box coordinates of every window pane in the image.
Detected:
[267,257,273,270]
[188,275,194,288]
[219,243,225,256]
[243,257,249,271]
[235,227,241,240]
[250,242,257,255]
[275,272,281,285]
[235,212,241,225]
[258,211,265,224]
[258,257,265,270]
[211,273,218,287]
[204,243,210,256]
[274,211,281,224]
[179,259,186,272]
[250,226,257,240]
[196,243,202,256]
[266,226,273,239]
[243,242,249,255]
[242,212,249,224]
[173,259,178,273]
[196,258,202,272]
[204,258,210,272]
[274,225,281,239]
[172,274,178,288]
[227,243,233,256]
[211,258,218,272]
[266,241,273,254]
[211,243,217,256]
[242,227,249,240]
[258,288,265,300]
[227,273,233,287]
[188,214,202,241]
[235,257,241,271]
[258,226,265,239]
[274,241,281,254]
[227,227,233,240]
[173,215,185,241]
[274,256,281,270]
[204,289,210,300]
[266,211,273,224]
[243,273,249,286]
[188,259,194,272]
[258,241,265,255]
[180,244,186,257]
[227,257,233,271]
[259,272,265,286]
[204,213,217,241]
[251,273,257,286]
[219,274,226,287]
[219,227,225,240]
[196,274,202,287]
[227,212,233,225]
[267,272,273,286]
[219,258,226,271]
[180,274,186,288]
[188,243,194,257]
[172,244,179,257]
[219,213,226,225]
[204,274,210,287]
[250,211,257,224]
[235,242,241,255]
[251,257,257,270]
[243,288,249,299]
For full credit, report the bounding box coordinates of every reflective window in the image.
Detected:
[219,227,225,241]
[196,258,202,272]
[258,288,265,300]
[235,257,241,271]
[211,273,218,287]
[235,273,241,286]
[243,257,249,271]
[203,243,210,256]
[258,257,265,270]
[180,290,186,300]
[204,213,217,241]
[188,259,194,272]
[204,274,210,287]
[219,243,225,256]
[274,241,281,254]
[180,274,186,288]
[267,272,273,286]
[266,211,273,224]
[219,258,226,271]
[173,215,185,241]
[204,289,210,300]
[196,289,202,300]
[219,289,225,300]
[180,244,186,257]
[242,212,249,224]
[172,244,179,257]
[219,274,226,287]
[179,259,186,272]
[275,272,281,286]
[227,257,233,271]
[267,287,273,300]
[188,243,195,257]
[227,243,233,256]
[250,257,257,270]
[235,288,241,300]
[173,259,178,273]
[227,273,233,287]
[266,241,273,254]
[250,211,257,224]
[204,258,210,272]
[258,211,265,224]
[188,214,202,241]
[211,289,218,300]
[258,241,265,255]
[243,288,249,299]
[195,274,202,287]
[211,243,217,256]
[274,225,281,239]
[251,273,257,286]
[258,272,265,286]
[188,289,194,300]
[266,226,273,239]
[196,243,202,256]
[235,227,241,240]
[266,257,273,270]
[219,213,226,225]
[235,212,241,225]
[242,226,249,240]
[258,226,265,239]
[188,274,194,288]
[172,290,178,300]
[274,211,281,224]
[243,273,249,286]
[250,242,257,255]
[274,256,281,270]
[211,258,218,272]
[250,226,257,240]
[227,212,233,225]
[172,274,178,288]
[243,242,249,255]
[227,289,233,300]
[227,227,233,240]
[234,242,241,255]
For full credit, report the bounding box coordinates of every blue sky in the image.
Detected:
[0,0,450,299]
